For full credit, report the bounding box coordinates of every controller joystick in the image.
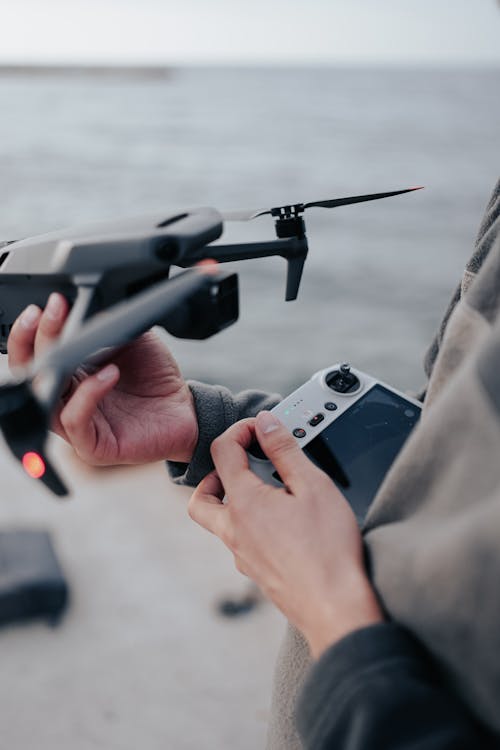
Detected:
[247,440,267,461]
[325,362,360,394]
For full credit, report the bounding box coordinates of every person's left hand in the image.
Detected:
[7,293,200,466]
[188,411,383,659]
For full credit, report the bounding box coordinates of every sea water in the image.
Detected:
[0,65,498,394]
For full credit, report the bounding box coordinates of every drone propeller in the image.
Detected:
[223,187,423,222]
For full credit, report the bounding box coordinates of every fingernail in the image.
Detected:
[97,364,118,382]
[45,293,63,321]
[20,305,41,329]
[256,410,280,434]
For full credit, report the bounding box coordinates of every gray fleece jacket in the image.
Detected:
[169,179,500,748]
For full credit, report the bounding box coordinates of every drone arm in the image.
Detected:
[32,269,226,413]
[59,282,97,342]
[177,238,293,263]
[177,237,308,300]
[25,281,100,411]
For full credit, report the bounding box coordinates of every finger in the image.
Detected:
[34,293,70,357]
[255,411,317,491]
[196,470,225,503]
[7,304,42,369]
[210,418,262,494]
[59,364,120,459]
[188,473,228,538]
[195,259,219,275]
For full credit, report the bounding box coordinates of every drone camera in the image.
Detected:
[163,271,239,340]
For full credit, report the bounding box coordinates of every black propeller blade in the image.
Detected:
[303,186,424,210]
[223,187,423,222]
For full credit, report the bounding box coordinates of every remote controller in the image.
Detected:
[247,363,421,521]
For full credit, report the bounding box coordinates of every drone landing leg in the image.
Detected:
[32,282,99,412]
[59,283,97,342]
[185,236,308,300]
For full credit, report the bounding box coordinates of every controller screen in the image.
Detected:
[303,384,421,522]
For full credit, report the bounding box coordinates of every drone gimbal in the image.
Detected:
[0,186,422,496]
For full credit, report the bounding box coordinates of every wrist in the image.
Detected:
[172,423,199,464]
[301,574,384,660]
[167,386,200,464]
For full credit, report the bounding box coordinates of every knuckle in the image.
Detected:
[7,326,31,361]
[227,495,246,521]
[7,323,20,345]
[210,434,224,461]
[187,497,197,522]
[226,505,240,527]
[15,304,41,332]
[234,557,247,576]
[273,435,299,460]
[6,339,20,365]
[269,428,295,450]
[314,465,334,487]
[59,409,77,434]
[76,449,101,467]
[306,470,332,499]
[38,313,58,335]
[221,524,236,550]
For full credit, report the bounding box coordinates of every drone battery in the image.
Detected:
[0,530,68,626]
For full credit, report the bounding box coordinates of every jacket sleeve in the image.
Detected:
[296,623,496,750]
[166,380,281,487]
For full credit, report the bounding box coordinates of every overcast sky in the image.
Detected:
[0,0,499,66]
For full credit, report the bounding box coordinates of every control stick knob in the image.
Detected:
[326,362,360,394]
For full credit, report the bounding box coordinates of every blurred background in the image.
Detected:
[0,1,498,748]
[1,0,499,393]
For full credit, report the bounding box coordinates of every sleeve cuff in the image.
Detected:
[167,380,239,487]
[167,381,281,488]
[296,623,430,747]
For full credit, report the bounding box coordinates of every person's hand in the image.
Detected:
[7,293,199,466]
[189,411,383,659]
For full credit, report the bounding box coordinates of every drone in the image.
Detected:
[0,186,422,496]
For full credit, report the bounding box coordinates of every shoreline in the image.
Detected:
[0,62,498,80]
[0,64,172,79]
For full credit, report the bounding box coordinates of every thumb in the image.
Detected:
[255,410,314,491]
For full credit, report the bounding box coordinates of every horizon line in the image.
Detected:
[0,60,499,75]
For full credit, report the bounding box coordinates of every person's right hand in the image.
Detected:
[7,292,199,466]
[189,412,383,659]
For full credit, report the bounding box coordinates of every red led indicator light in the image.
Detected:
[22,452,46,479]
